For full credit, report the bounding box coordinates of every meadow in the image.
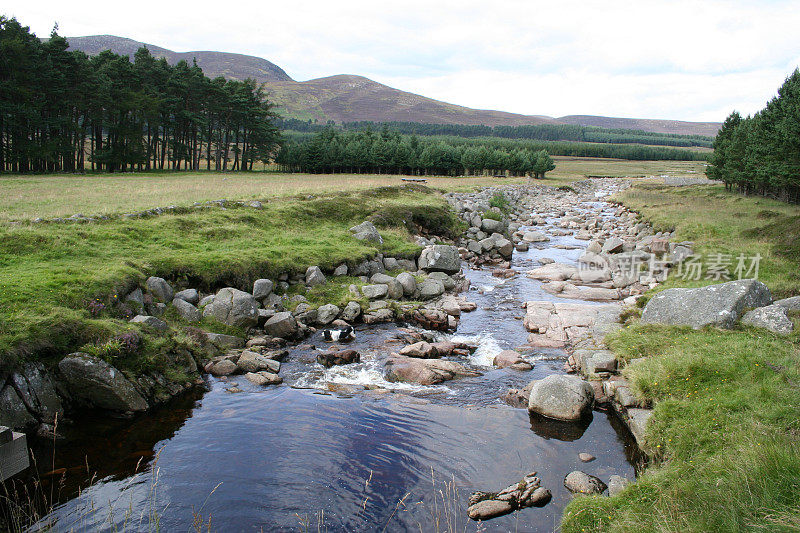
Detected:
[0,157,707,221]
[562,183,800,533]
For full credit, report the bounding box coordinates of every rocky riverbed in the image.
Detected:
[10,178,708,530]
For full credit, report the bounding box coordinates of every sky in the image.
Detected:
[5,0,800,122]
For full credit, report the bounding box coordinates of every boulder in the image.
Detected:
[207,359,238,376]
[172,298,201,322]
[130,314,168,331]
[774,296,800,310]
[341,301,362,322]
[0,383,37,429]
[237,350,281,373]
[564,471,607,495]
[317,349,360,368]
[494,350,529,369]
[495,237,514,259]
[527,263,577,281]
[173,288,199,305]
[527,375,594,421]
[349,221,383,244]
[396,272,418,296]
[741,304,793,334]
[58,353,148,412]
[362,284,389,300]
[265,311,298,338]
[316,304,341,325]
[333,264,349,276]
[522,230,549,243]
[124,288,145,308]
[145,276,174,302]
[204,332,245,348]
[252,279,274,300]
[417,245,461,274]
[418,279,446,300]
[370,273,403,299]
[428,271,456,290]
[641,279,772,329]
[207,287,259,328]
[384,356,479,385]
[10,363,63,424]
[305,266,326,286]
[399,341,438,359]
[481,218,505,234]
[244,371,282,386]
[602,237,625,254]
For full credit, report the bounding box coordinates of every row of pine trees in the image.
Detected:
[275,128,556,177]
[708,69,800,202]
[0,17,281,173]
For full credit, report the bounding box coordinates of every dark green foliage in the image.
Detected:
[277,118,714,148]
[275,128,567,176]
[0,17,281,173]
[708,69,800,202]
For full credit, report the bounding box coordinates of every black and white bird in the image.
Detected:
[322,326,356,342]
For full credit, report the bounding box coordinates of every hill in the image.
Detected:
[66,35,293,83]
[66,35,720,136]
[557,115,720,138]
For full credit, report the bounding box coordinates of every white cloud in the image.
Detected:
[4,0,800,121]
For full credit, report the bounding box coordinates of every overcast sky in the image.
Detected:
[6,0,800,122]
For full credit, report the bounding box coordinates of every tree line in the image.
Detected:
[0,17,281,173]
[275,128,556,176]
[708,69,800,202]
[277,118,714,148]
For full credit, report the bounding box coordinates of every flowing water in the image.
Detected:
[26,192,642,532]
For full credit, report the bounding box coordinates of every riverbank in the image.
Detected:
[562,184,800,532]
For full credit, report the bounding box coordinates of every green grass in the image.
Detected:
[0,185,460,371]
[562,183,800,533]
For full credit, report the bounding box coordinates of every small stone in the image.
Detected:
[578,453,596,463]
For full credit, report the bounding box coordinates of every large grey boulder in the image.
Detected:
[145,276,174,303]
[252,279,274,300]
[10,363,63,424]
[58,353,148,412]
[371,273,404,299]
[362,284,389,300]
[396,272,418,296]
[316,304,341,325]
[172,298,201,322]
[602,237,625,254]
[0,382,37,429]
[173,288,199,305]
[641,279,772,329]
[774,296,800,311]
[237,350,281,373]
[130,315,168,331]
[527,375,594,421]
[306,266,326,286]
[265,311,298,338]
[206,287,259,328]
[349,221,383,244]
[418,245,461,274]
[418,278,445,300]
[741,304,793,334]
[385,356,479,385]
[481,218,505,234]
[341,301,362,322]
[564,471,607,495]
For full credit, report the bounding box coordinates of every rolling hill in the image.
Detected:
[66,35,721,137]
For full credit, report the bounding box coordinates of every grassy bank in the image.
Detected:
[0,185,463,371]
[562,184,800,532]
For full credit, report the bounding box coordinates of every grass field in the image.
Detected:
[0,185,462,371]
[562,183,800,533]
[0,158,707,221]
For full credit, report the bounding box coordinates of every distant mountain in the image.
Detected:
[557,115,721,138]
[66,35,293,83]
[66,35,720,136]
